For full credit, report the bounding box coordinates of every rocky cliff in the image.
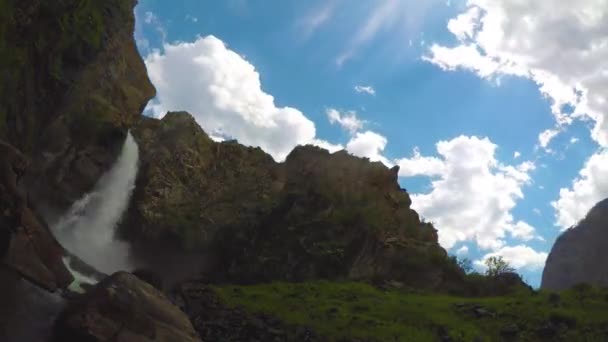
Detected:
[542,198,608,290]
[1,0,155,212]
[124,112,463,289]
[0,1,202,341]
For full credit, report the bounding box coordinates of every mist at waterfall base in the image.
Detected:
[52,132,139,276]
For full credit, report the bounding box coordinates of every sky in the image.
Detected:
[133,0,608,288]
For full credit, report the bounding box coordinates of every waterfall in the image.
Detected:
[52,132,139,276]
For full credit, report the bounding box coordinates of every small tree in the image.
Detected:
[484,256,515,277]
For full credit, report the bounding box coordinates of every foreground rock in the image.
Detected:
[542,198,608,290]
[123,112,465,290]
[54,272,201,342]
[0,141,73,291]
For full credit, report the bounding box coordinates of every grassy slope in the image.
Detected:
[214,281,608,341]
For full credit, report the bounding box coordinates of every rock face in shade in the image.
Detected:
[0,141,73,292]
[0,2,199,342]
[0,0,155,212]
[123,112,465,290]
[53,272,201,342]
[0,0,154,295]
[542,198,608,290]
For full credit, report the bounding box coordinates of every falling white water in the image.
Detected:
[52,132,139,275]
[62,256,99,293]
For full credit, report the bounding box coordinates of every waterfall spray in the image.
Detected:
[52,132,139,276]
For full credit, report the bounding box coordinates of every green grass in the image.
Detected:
[213,281,608,341]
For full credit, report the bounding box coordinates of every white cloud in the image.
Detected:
[513,151,521,159]
[533,208,541,216]
[508,221,536,242]
[345,131,391,165]
[475,245,548,271]
[538,128,560,151]
[326,108,365,134]
[552,151,608,229]
[399,136,537,250]
[396,147,445,177]
[455,245,469,256]
[144,35,344,161]
[570,137,580,144]
[312,139,344,153]
[429,2,608,234]
[447,7,481,41]
[425,0,608,147]
[354,85,376,96]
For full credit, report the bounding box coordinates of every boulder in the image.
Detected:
[53,272,201,342]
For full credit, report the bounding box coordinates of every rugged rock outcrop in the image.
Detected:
[542,198,608,290]
[124,112,462,289]
[54,272,201,342]
[1,0,155,212]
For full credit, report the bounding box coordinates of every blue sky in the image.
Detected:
[134,0,608,288]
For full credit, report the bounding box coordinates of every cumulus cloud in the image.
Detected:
[324,108,393,165]
[346,131,391,165]
[426,0,608,146]
[312,139,344,153]
[396,147,445,177]
[426,0,608,235]
[327,108,365,134]
[552,151,608,229]
[513,151,521,159]
[354,85,376,96]
[399,136,537,250]
[144,35,344,161]
[475,245,548,271]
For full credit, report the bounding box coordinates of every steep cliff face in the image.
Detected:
[0,1,166,339]
[126,112,461,288]
[0,0,155,211]
[542,198,608,290]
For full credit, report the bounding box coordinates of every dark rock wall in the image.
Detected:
[542,198,608,290]
[0,0,155,211]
